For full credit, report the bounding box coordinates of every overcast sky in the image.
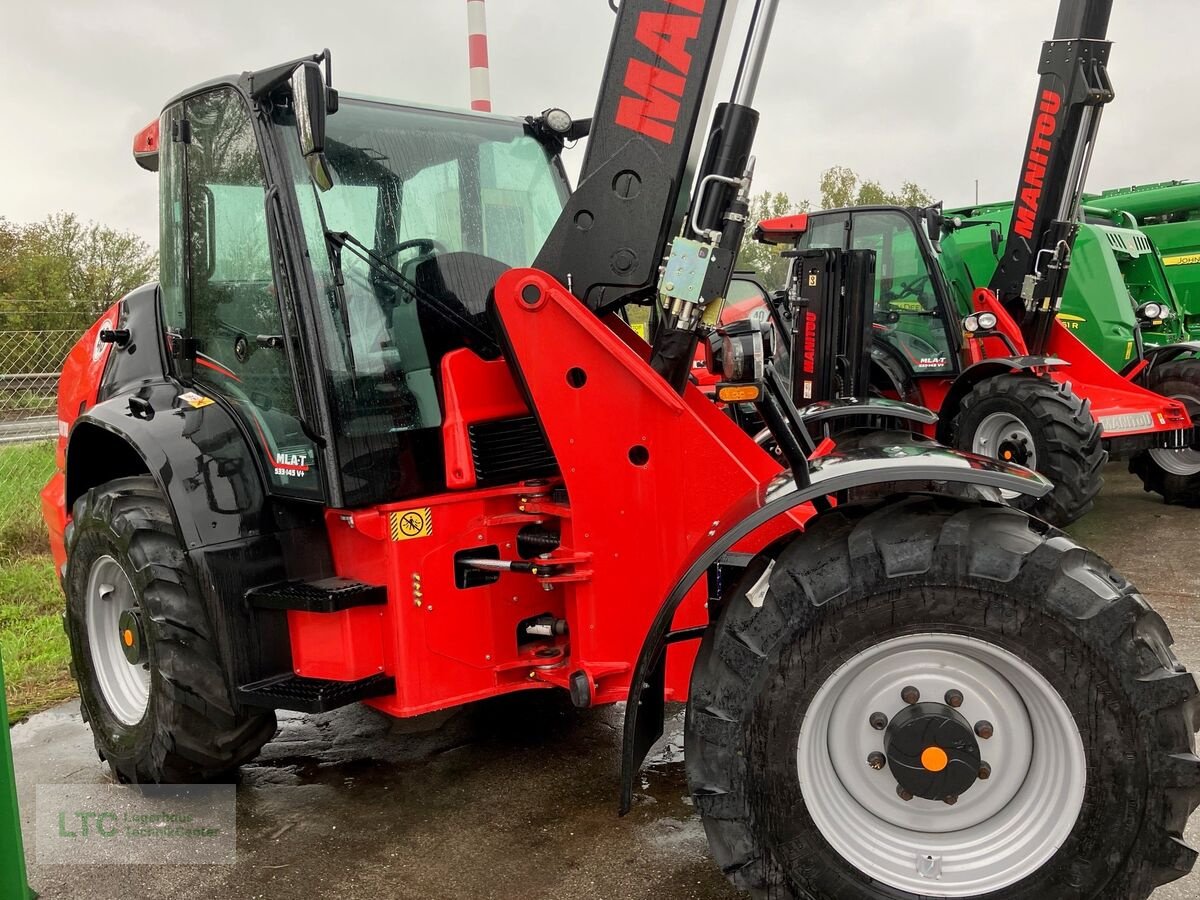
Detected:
[2,1,1195,245]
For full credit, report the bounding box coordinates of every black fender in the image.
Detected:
[69,381,270,550]
[935,356,1070,444]
[798,397,938,429]
[1137,341,1200,377]
[870,342,920,405]
[617,441,1051,813]
[65,282,272,551]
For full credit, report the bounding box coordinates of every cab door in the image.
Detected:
[166,86,323,500]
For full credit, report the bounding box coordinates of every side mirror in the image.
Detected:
[990,227,1003,257]
[291,62,334,191]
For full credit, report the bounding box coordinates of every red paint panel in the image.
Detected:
[289,607,386,681]
[440,349,534,489]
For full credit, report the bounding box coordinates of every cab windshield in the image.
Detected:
[281,98,570,505]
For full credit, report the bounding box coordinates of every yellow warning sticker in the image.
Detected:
[389,508,433,541]
[1163,253,1200,267]
[179,391,215,409]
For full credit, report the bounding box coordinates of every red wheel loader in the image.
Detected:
[39,2,1200,897]
[755,0,1197,527]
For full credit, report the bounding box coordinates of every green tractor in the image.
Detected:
[940,201,1188,370]
[1086,180,1200,343]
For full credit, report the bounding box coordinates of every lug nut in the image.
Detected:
[867,752,887,771]
[869,712,888,731]
[979,762,992,781]
[896,785,913,802]
[974,720,994,740]
[945,689,964,708]
[901,685,920,705]
[943,794,958,806]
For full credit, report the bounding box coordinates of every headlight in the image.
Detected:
[963,315,981,333]
[1141,302,1164,320]
[542,108,574,135]
[713,320,766,383]
[977,312,998,330]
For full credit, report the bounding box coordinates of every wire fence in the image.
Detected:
[0,327,87,555]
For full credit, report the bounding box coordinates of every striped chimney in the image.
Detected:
[466,0,492,112]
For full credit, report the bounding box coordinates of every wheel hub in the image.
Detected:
[996,436,1031,466]
[118,608,147,666]
[884,702,981,801]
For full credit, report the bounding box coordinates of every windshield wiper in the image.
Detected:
[323,230,500,356]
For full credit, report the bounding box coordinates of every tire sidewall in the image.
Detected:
[744,588,1139,899]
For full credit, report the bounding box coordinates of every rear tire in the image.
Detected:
[686,496,1200,899]
[953,373,1106,526]
[1130,359,1200,506]
[64,476,276,783]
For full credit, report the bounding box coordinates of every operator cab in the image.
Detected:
[149,64,571,509]
[766,207,960,388]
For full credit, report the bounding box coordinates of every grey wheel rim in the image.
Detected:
[796,633,1086,897]
[85,555,150,726]
[1150,392,1200,476]
[971,412,1037,500]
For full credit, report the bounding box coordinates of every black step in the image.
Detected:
[236,673,395,713]
[246,578,387,613]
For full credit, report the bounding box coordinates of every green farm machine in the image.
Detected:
[1087,180,1200,343]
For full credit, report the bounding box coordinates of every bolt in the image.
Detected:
[896,785,913,802]
[979,762,992,781]
[867,752,887,771]
[975,720,994,740]
[943,794,958,806]
[945,689,964,708]
[901,685,920,705]
[869,712,889,731]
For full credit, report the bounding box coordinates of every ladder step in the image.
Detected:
[236,673,395,713]
[246,578,387,613]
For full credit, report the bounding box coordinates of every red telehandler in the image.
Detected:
[756,0,1197,527]
[40,2,1200,897]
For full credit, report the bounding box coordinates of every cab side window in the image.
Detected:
[183,87,320,498]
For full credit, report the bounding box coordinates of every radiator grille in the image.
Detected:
[468,416,558,486]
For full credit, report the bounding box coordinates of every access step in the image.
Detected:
[245,578,387,613]
[236,673,395,713]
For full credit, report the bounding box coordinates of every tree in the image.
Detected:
[819,165,934,210]
[0,214,157,332]
[736,190,810,289]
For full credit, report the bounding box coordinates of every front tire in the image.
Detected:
[64,476,276,783]
[953,373,1106,526]
[1130,359,1200,506]
[685,496,1200,899]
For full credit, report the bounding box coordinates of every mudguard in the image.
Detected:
[798,397,938,428]
[617,443,1051,813]
[69,382,270,550]
[1140,341,1200,372]
[935,356,1070,443]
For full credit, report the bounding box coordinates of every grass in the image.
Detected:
[0,441,71,724]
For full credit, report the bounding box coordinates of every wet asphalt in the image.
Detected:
[10,464,1200,900]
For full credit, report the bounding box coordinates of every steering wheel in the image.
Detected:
[378,237,450,258]
[881,274,932,304]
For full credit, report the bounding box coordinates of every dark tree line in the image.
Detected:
[0,214,158,332]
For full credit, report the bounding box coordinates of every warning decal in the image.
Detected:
[389,508,433,542]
